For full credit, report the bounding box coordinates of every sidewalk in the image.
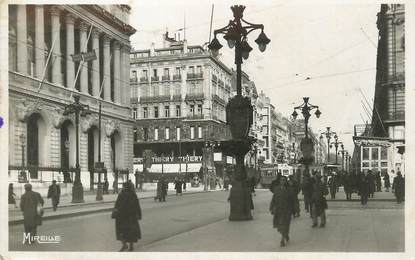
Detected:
[9,184,213,225]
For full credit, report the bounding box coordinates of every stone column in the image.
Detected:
[103,34,111,101]
[51,6,62,84]
[34,5,45,79]
[65,13,76,89]
[16,5,28,74]
[113,41,121,103]
[92,28,101,97]
[124,45,132,105]
[79,21,89,94]
[120,44,126,105]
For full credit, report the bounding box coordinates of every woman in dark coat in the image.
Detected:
[359,172,370,206]
[383,172,391,192]
[114,182,142,251]
[392,171,405,203]
[9,183,17,208]
[174,178,183,196]
[269,176,294,247]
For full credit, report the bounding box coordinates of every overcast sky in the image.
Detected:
[129,1,381,153]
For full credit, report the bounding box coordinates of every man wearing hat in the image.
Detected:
[47,180,61,211]
[20,183,44,244]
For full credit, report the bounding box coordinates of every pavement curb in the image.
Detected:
[9,190,213,226]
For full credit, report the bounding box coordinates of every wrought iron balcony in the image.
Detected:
[162,75,170,81]
[139,77,149,83]
[151,76,159,82]
[185,93,204,101]
[187,114,204,120]
[140,95,171,103]
[130,77,138,83]
[186,73,203,80]
[173,74,181,81]
[386,111,405,121]
[212,94,226,106]
[130,97,139,104]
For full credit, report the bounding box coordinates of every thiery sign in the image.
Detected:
[134,155,203,164]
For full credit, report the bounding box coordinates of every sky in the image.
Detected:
[128,1,381,153]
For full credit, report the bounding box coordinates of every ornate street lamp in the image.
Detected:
[208,5,270,221]
[19,134,27,182]
[330,134,342,165]
[63,94,90,203]
[338,144,346,172]
[320,127,336,163]
[291,97,321,172]
[64,140,71,183]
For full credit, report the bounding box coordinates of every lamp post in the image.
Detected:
[338,144,346,172]
[208,5,270,221]
[330,134,342,165]
[291,97,321,174]
[63,94,89,203]
[64,140,70,183]
[95,100,105,201]
[19,134,27,182]
[319,135,324,164]
[320,127,336,163]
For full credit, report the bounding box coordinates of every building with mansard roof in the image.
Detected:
[8,4,136,195]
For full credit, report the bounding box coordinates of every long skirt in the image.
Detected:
[115,216,141,242]
[273,211,291,235]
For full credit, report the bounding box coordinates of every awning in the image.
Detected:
[133,164,143,173]
[186,163,202,173]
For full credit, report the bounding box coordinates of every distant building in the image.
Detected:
[130,32,239,180]
[8,5,136,194]
[353,4,405,175]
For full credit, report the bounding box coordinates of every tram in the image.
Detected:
[259,164,297,188]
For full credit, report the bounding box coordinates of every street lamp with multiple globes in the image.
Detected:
[291,97,321,174]
[320,127,336,163]
[63,94,90,203]
[208,5,270,221]
[330,134,342,165]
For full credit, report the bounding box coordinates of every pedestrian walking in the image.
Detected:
[301,172,313,214]
[174,177,183,196]
[47,180,61,211]
[392,171,405,204]
[310,172,328,228]
[20,183,44,244]
[249,175,257,196]
[162,179,168,201]
[367,170,375,198]
[134,171,140,189]
[155,179,162,202]
[384,171,391,192]
[9,183,18,208]
[359,171,370,206]
[113,182,142,252]
[269,176,294,247]
[182,178,187,192]
[328,174,337,200]
[343,173,353,200]
[103,178,109,194]
[287,175,300,218]
[375,171,382,192]
[113,180,118,194]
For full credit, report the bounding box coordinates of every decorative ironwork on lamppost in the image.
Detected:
[291,97,321,174]
[208,5,270,221]
[63,94,90,203]
[319,135,324,164]
[64,140,71,183]
[320,127,336,163]
[330,134,342,165]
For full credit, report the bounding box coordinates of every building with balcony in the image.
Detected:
[130,32,237,180]
[353,4,405,176]
[8,5,136,194]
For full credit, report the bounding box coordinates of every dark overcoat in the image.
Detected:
[270,185,294,235]
[114,189,142,242]
[393,176,405,198]
[20,190,44,227]
[359,175,370,196]
[174,180,183,193]
[383,174,391,188]
[311,179,328,215]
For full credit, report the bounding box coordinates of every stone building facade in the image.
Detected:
[130,34,235,180]
[353,4,405,176]
[8,5,136,195]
